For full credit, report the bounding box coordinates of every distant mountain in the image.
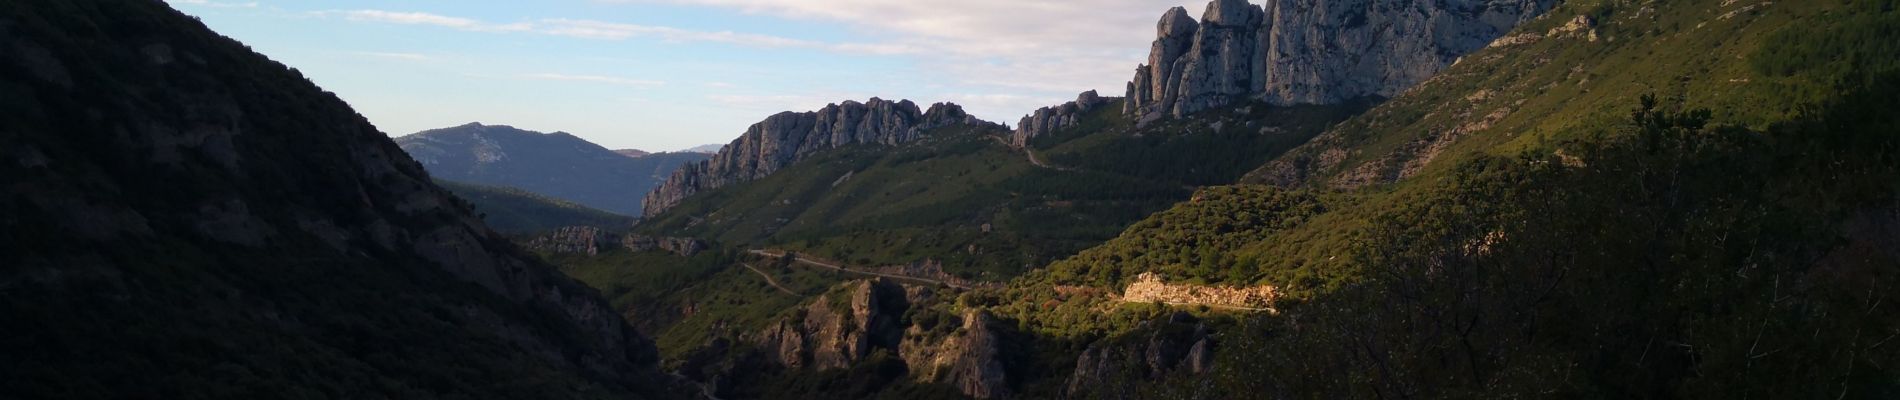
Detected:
[396,123,709,216]
[614,148,651,158]
[437,180,637,235]
[0,0,677,397]
[681,144,724,154]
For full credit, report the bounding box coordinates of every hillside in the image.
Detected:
[397,123,708,216]
[997,0,1900,397]
[586,0,1900,398]
[437,180,638,235]
[636,101,1359,281]
[0,1,679,398]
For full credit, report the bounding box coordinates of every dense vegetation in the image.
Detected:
[1040,100,1372,186]
[638,125,1192,280]
[991,0,1900,397]
[437,179,637,235]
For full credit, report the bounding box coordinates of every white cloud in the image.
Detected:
[351,51,433,61]
[523,73,667,87]
[606,0,1207,117]
[321,10,915,55]
[323,2,1217,121]
[330,10,532,32]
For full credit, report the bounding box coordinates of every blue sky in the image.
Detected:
[165,0,1204,152]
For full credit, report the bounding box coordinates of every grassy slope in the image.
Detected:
[990,0,1900,396]
[436,179,637,235]
[575,0,1898,396]
[638,103,1360,281]
[638,124,1192,280]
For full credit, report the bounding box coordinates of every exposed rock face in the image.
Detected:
[0,1,670,396]
[622,234,707,258]
[903,310,1012,399]
[750,279,908,370]
[1124,0,1558,123]
[643,100,1001,217]
[524,226,706,258]
[1012,90,1118,147]
[1123,272,1277,310]
[747,279,1012,398]
[525,226,608,255]
[1067,312,1214,399]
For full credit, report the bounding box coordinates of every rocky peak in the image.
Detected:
[1201,0,1263,26]
[1012,90,1119,147]
[1125,0,1558,125]
[642,99,1000,217]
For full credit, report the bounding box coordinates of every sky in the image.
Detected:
[163,0,1206,152]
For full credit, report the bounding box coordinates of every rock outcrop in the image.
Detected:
[903,309,1013,399]
[524,226,706,258]
[525,226,609,255]
[1124,0,1558,124]
[748,279,1013,399]
[750,279,909,370]
[1066,312,1215,399]
[643,100,1002,217]
[622,234,708,257]
[1012,90,1118,147]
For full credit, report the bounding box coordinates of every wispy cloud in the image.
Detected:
[319,10,912,55]
[605,0,1205,117]
[351,51,434,62]
[523,73,667,87]
[329,10,533,32]
[706,93,878,114]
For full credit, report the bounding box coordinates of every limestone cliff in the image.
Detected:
[1012,90,1118,147]
[901,309,1013,399]
[1124,0,1557,124]
[750,279,909,370]
[746,279,1012,398]
[1066,312,1215,399]
[643,100,1002,217]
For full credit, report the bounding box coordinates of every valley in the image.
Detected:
[7,0,1897,398]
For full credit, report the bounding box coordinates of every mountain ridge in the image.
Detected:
[397,122,708,216]
[642,99,1003,218]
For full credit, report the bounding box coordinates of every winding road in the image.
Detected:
[747,250,976,290]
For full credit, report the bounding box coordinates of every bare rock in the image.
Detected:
[644,100,1001,217]
[524,226,607,256]
[1125,0,1558,122]
[1012,90,1118,147]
